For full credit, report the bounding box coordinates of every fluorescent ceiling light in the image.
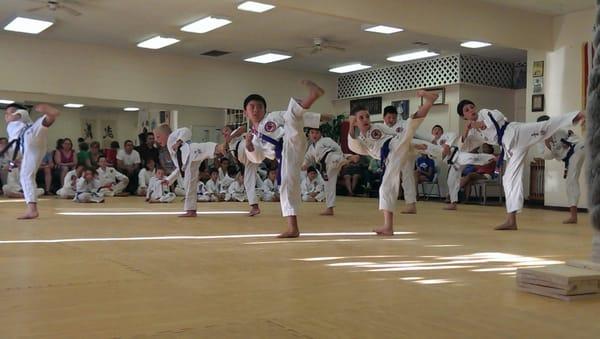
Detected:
[181,16,231,34]
[364,25,403,34]
[237,1,275,13]
[329,63,372,74]
[387,50,439,63]
[244,52,292,64]
[64,103,84,108]
[137,36,180,49]
[461,41,492,48]
[0,99,15,104]
[4,17,54,34]
[124,107,140,112]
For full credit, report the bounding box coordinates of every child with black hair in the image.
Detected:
[457,99,584,230]
[348,90,437,235]
[226,169,248,202]
[222,124,262,216]
[205,167,223,202]
[57,164,85,199]
[535,115,585,224]
[74,168,104,203]
[301,166,325,202]
[243,80,328,238]
[302,127,346,215]
[146,167,176,203]
[262,168,280,202]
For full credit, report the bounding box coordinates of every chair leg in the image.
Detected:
[483,184,487,205]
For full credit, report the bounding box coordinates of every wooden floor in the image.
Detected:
[0,196,598,338]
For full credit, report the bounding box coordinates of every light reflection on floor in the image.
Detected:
[294,252,564,286]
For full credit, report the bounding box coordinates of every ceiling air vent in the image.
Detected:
[201,50,231,57]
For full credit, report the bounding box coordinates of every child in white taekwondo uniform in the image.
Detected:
[226,171,248,202]
[197,179,211,202]
[223,125,262,216]
[153,124,228,217]
[205,168,224,202]
[2,162,44,198]
[57,164,85,199]
[382,105,494,212]
[262,168,280,202]
[348,90,437,236]
[536,115,585,224]
[0,103,59,219]
[243,80,326,238]
[146,167,176,203]
[301,166,326,202]
[74,168,104,203]
[97,156,129,197]
[137,158,157,196]
[302,127,347,215]
[457,99,585,230]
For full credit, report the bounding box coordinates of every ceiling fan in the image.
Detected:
[26,0,83,16]
[295,38,346,55]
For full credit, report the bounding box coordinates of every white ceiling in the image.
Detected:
[0,0,528,74]
[476,0,594,16]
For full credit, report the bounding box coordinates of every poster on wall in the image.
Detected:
[81,119,97,141]
[101,120,116,148]
[532,61,544,77]
[391,100,410,120]
[350,97,382,116]
[532,77,544,94]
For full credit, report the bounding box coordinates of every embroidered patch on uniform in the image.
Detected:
[396,127,404,133]
[371,129,382,140]
[265,121,277,133]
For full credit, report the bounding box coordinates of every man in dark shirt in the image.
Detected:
[136,132,160,167]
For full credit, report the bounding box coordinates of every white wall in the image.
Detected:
[0,34,337,115]
[538,8,594,208]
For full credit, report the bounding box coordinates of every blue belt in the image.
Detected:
[488,112,509,174]
[379,138,393,176]
[259,134,284,184]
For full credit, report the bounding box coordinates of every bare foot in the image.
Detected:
[401,203,416,214]
[35,104,60,127]
[179,211,197,218]
[373,226,394,236]
[494,222,517,231]
[320,208,334,216]
[249,205,261,217]
[444,203,457,211]
[17,211,39,220]
[562,217,577,224]
[416,90,439,103]
[277,230,300,238]
[299,80,324,109]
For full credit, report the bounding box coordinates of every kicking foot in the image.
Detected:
[443,203,457,211]
[18,211,39,220]
[299,80,324,109]
[320,208,334,216]
[249,206,261,217]
[494,222,518,231]
[179,211,197,218]
[277,230,300,238]
[35,104,60,127]
[562,218,578,224]
[373,226,394,236]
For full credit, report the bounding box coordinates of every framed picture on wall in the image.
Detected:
[350,96,382,115]
[532,94,544,112]
[532,77,543,94]
[533,61,544,77]
[421,87,445,106]
[391,100,410,120]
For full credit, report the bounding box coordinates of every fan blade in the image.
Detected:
[26,5,48,12]
[60,5,82,16]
